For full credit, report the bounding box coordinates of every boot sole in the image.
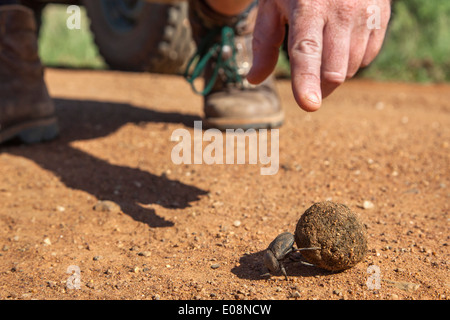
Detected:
[0,117,59,144]
[204,110,285,131]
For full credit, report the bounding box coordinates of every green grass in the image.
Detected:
[38,4,106,69]
[38,2,450,82]
[359,0,450,82]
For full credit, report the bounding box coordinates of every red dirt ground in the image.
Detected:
[0,68,448,300]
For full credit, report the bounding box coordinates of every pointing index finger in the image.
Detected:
[288,9,325,111]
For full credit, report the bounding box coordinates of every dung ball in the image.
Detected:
[295,201,368,271]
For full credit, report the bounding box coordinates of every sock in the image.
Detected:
[0,0,19,5]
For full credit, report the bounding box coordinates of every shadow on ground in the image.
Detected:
[2,98,207,228]
[231,250,334,281]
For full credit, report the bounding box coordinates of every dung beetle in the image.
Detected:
[262,232,320,280]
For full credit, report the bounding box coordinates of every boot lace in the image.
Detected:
[184,26,243,96]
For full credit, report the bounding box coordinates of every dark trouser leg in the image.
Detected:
[0,0,19,5]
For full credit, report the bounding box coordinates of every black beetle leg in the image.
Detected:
[280,263,288,280]
[288,252,303,262]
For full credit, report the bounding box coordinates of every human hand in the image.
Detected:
[247,0,391,111]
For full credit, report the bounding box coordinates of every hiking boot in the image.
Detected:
[0,5,59,144]
[186,0,283,130]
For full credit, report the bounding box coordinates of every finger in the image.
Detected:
[361,28,387,67]
[346,27,371,78]
[346,5,374,77]
[288,10,325,112]
[362,4,391,67]
[320,22,352,98]
[247,0,285,84]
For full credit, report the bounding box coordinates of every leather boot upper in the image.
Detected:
[0,5,55,131]
[186,0,283,129]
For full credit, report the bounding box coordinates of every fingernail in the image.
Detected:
[305,92,321,105]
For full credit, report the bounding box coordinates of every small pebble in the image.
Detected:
[211,263,220,269]
[233,220,241,227]
[333,289,342,296]
[363,201,374,209]
[138,251,151,257]
[93,200,121,213]
[375,101,385,110]
[43,238,52,246]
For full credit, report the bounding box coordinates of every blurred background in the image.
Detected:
[37,0,450,83]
